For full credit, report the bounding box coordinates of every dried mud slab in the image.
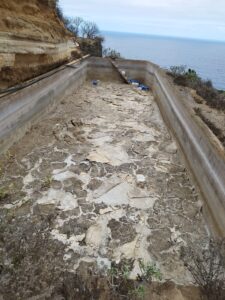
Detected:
[0,82,207,299]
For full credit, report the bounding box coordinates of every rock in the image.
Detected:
[165,142,178,154]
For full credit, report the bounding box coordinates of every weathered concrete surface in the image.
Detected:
[103,57,225,237]
[0,82,207,298]
[0,58,88,154]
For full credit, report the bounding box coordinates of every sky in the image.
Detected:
[59,0,225,41]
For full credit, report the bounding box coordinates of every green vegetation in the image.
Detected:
[131,285,146,299]
[138,259,162,282]
[55,1,121,59]
[107,260,162,299]
[0,186,10,201]
[103,47,122,59]
[169,65,225,111]
[41,175,52,189]
[5,150,14,162]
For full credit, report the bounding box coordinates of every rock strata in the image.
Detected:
[0,0,78,89]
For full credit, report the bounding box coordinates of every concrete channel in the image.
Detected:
[0,56,224,236]
[0,56,225,296]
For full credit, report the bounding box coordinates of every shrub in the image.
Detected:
[181,239,225,300]
[107,260,162,299]
[169,65,186,77]
[103,47,122,59]
[169,65,225,111]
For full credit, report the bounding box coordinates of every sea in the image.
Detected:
[103,31,225,90]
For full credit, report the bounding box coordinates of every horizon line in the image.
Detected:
[101,30,225,44]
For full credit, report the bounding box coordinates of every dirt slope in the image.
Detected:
[0,0,69,42]
[0,0,79,89]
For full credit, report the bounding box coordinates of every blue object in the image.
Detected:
[92,80,98,86]
[139,84,150,91]
[128,79,140,84]
[128,79,150,91]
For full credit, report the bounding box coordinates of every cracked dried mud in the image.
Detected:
[0,82,207,299]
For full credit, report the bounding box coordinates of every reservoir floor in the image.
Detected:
[0,82,207,298]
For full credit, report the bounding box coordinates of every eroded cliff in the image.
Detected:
[0,0,79,89]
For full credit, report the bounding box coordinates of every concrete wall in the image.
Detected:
[114,58,225,237]
[1,56,225,237]
[87,57,122,82]
[0,59,88,154]
[150,65,225,237]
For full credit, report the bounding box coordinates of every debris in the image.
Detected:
[128,79,150,91]
[138,84,150,91]
[92,80,100,86]
[136,174,146,188]
[165,142,178,154]
[128,79,140,85]
[71,119,83,128]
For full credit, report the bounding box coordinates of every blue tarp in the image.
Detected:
[128,79,150,91]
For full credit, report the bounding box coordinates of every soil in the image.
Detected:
[0,0,79,90]
[0,82,208,299]
[191,89,225,148]
[167,75,225,149]
[0,0,69,43]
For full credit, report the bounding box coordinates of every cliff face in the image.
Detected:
[0,0,79,89]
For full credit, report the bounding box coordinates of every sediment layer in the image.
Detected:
[0,0,78,89]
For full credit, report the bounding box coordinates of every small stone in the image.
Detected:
[165,142,178,154]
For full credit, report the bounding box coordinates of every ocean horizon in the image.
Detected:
[103,31,225,90]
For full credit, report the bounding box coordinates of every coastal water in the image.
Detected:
[103,31,225,90]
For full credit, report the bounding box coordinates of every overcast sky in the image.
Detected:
[59,0,225,41]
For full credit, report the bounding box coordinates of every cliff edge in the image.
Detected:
[0,0,79,89]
